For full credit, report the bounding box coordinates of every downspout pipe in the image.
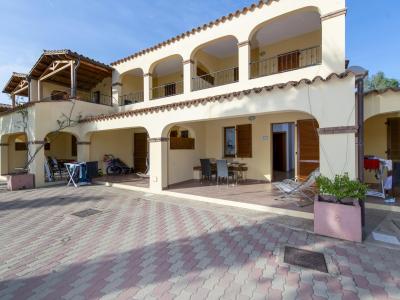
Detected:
[349,66,368,232]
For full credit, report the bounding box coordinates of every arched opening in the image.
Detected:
[120,68,144,105]
[165,111,319,190]
[191,36,239,91]
[1,133,28,175]
[150,55,183,99]
[249,8,321,79]
[89,127,149,187]
[364,112,400,197]
[44,131,78,182]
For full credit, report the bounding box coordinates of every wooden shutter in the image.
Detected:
[134,133,148,173]
[297,119,319,180]
[387,118,400,160]
[278,51,300,72]
[236,124,252,158]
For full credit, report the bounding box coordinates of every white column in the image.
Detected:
[111,83,122,106]
[0,142,9,175]
[238,41,251,83]
[29,79,38,102]
[77,142,90,162]
[318,130,357,179]
[11,94,16,108]
[148,137,168,191]
[143,73,152,102]
[38,80,42,101]
[27,141,45,187]
[183,59,193,94]
[321,9,346,74]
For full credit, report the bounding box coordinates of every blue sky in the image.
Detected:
[0,0,399,103]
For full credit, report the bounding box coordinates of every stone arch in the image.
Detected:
[247,7,322,78]
[120,68,145,105]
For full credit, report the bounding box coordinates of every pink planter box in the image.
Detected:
[314,197,362,242]
[7,173,35,191]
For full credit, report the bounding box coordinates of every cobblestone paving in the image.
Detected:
[0,185,399,299]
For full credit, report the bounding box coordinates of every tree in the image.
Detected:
[365,72,399,92]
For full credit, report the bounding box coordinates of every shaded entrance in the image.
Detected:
[272,123,295,181]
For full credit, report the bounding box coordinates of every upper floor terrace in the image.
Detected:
[2,50,113,108]
[113,0,346,110]
[0,0,347,120]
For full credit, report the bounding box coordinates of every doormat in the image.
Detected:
[72,208,102,218]
[283,246,328,273]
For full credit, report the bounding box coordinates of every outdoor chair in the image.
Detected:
[216,159,235,186]
[273,168,320,206]
[200,159,213,182]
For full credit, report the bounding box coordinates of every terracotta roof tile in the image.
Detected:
[364,87,400,96]
[110,0,279,66]
[80,70,357,124]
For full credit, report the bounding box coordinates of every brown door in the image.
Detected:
[387,118,400,160]
[134,133,148,173]
[273,132,287,172]
[297,119,319,180]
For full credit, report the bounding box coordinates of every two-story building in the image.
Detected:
[1,0,399,215]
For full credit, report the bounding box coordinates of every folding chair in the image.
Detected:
[273,168,320,205]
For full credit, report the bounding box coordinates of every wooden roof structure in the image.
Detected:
[3,50,113,98]
[29,49,113,92]
[2,72,29,96]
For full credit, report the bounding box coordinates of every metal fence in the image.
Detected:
[250,46,321,79]
[40,89,113,106]
[151,81,183,100]
[192,67,239,91]
[119,91,144,106]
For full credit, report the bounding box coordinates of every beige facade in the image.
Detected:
[1,0,399,193]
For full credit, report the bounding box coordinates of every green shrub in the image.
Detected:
[316,173,368,203]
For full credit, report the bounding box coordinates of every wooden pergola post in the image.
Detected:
[70,60,79,98]
[11,94,16,108]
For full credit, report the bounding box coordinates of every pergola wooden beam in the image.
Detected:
[39,60,73,81]
[11,79,29,96]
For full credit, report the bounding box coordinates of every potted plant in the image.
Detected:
[314,173,367,242]
[7,170,35,191]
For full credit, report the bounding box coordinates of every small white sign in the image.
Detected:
[262,135,268,141]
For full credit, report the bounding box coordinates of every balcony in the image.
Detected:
[192,66,238,91]
[250,46,321,79]
[40,88,113,106]
[119,91,144,106]
[151,81,183,100]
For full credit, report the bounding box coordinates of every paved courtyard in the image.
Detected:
[0,185,399,299]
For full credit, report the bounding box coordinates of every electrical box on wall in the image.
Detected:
[262,135,268,141]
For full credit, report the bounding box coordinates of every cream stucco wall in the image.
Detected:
[89,127,148,173]
[45,132,77,160]
[251,30,321,61]
[121,74,144,95]
[90,129,134,173]
[167,123,206,185]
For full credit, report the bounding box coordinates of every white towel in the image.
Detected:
[384,175,393,190]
